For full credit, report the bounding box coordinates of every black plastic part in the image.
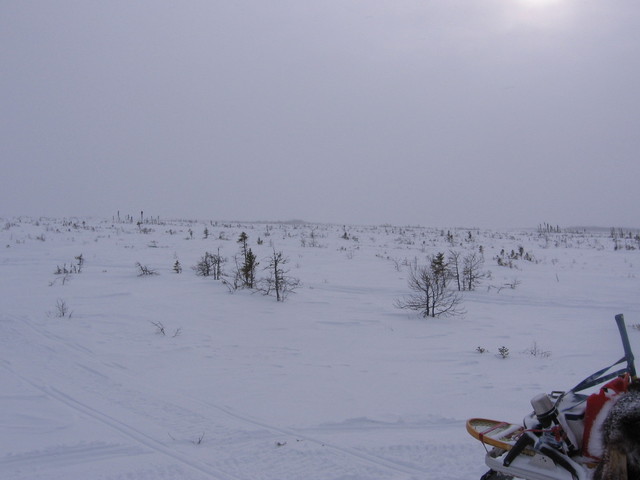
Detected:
[502,432,534,467]
[480,469,514,480]
[537,444,579,480]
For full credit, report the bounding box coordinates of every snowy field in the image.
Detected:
[1,217,639,480]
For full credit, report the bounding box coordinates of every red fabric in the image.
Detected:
[582,374,630,460]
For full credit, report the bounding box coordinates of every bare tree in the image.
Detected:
[462,252,485,291]
[259,249,300,301]
[211,248,225,280]
[395,264,464,318]
[193,252,215,277]
[193,250,225,279]
[223,254,244,292]
[448,250,462,291]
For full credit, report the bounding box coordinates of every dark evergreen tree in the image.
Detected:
[241,248,258,288]
[236,232,257,287]
[238,232,248,258]
[173,260,182,273]
[430,252,448,288]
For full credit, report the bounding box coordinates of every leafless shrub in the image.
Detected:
[300,227,324,248]
[49,298,72,318]
[193,250,225,279]
[151,321,166,335]
[54,254,84,275]
[496,278,521,293]
[525,341,551,358]
[222,255,244,292]
[389,257,403,272]
[394,263,464,318]
[192,432,205,445]
[49,273,72,286]
[136,262,158,276]
[151,322,182,337]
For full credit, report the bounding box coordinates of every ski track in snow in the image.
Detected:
[1,316,233,480]
[1,313,471,480]
[0,442,149,469]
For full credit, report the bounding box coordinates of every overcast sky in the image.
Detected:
[2,1,639,228]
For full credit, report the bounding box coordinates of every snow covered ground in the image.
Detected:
[1,217,638,480]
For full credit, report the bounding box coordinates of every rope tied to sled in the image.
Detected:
[524,425,565,442]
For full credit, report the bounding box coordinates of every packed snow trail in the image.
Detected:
[0,314,479,480]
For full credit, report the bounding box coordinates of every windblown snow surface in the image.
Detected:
[1,218,638,480]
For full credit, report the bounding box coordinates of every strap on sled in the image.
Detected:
[570,314,637,394]
[570,358,629,393]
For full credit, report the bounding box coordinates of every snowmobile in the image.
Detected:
[467,314,638,480]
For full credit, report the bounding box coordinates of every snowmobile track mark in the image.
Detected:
[0,442,149,469]
[41,386,243,480]
[202,401,432,478]
[5,314,433,479]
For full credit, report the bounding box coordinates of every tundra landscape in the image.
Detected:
[1,216,638,479]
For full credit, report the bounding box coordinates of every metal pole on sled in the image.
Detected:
[615,313,637,379]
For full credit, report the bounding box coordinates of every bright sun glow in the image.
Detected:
[518,0,561,5]
[509,0,573,29]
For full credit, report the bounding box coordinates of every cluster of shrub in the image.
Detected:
[395,250,486,318]
[172,232,300,302]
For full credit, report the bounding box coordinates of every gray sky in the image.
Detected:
[2,0,639,228]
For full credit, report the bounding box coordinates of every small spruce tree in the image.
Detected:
[173,260,182,273]
[241,248,258,288]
